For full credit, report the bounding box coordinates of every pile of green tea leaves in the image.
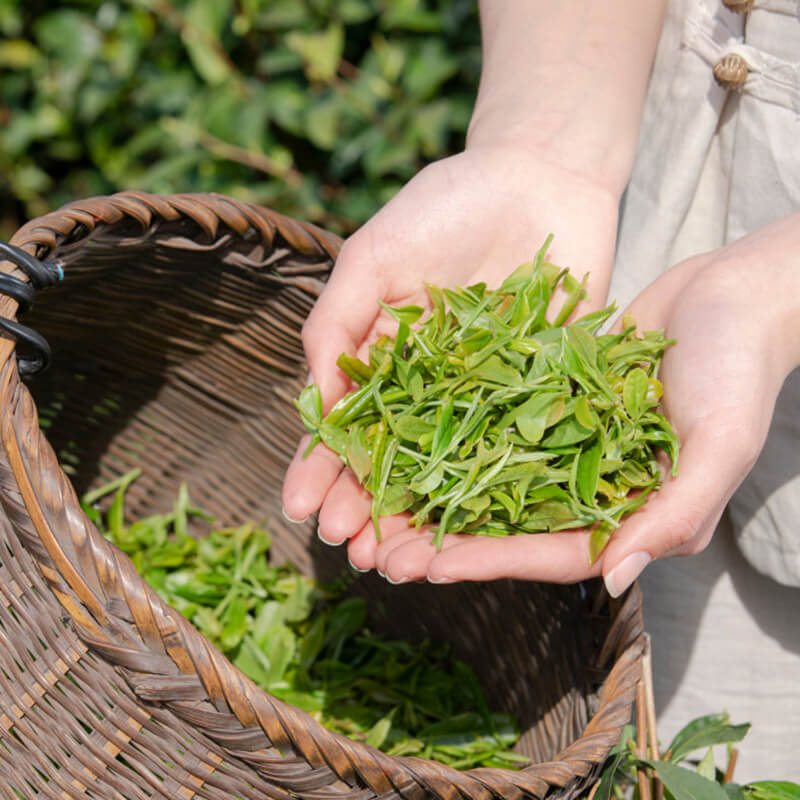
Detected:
[297,237,679,559]
[83,472,526,770]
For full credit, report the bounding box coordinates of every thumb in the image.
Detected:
[601,424,757,597]
[302,239,382,411]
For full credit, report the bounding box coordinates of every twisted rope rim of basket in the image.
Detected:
[1,191,645,800]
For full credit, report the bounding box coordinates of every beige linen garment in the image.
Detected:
[611,0,800,780]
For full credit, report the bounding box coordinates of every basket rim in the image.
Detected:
[0,191,646,800]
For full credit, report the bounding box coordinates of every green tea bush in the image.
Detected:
[0,0,481,239]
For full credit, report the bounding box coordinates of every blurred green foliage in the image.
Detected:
[0,0,481,239]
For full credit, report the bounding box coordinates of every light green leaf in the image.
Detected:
[410,463,444,495]
[588,525,612,564]
[318,423,350,456]
[365,710,395,749]
[0,39,41,69]
[623,367,650,420]
[294,384,323,429]
[347,427,372,484]
[377,483,414,515]
[697,748,716,780]
[745,783,800,800]
[378,301,424,326]
[287,24,344,83]
[395,415,435,442]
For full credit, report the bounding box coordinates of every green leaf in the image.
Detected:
[294,384,323,430]
[325,596,368,658]
[262,623,297,686]
[643,760,730,800]
[410,463,444,495]
[182,0,234,85]
[745,783,800,800]
[470,354,522,386]
[347,427,372,483]
[697,747,716,780]
[220,595,248,651]
[337,353,375,385]
[395,415,435,442]
[282,576,317,623]
[541,417,595,448]
[35,10,101,67]
[496,392,564,445]
[574,395,599,430]
[666,714,750,763]
[623,367,650,421]
[576,436,603,506]
[588,524,612,564]
[297,615,326,671]
[286,23,344,83]
[0,39,41,69]
[378,483,414,515]
[378,301,425,325]
[567,324,598,368]
[365,710,395,749]
[318,423,350,456]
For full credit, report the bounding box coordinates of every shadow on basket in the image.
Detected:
[0,191,645,800]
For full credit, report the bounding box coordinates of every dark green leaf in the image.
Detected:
[666,716,752,763]
[642,760,730,800]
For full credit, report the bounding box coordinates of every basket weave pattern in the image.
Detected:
[0,192,645,800]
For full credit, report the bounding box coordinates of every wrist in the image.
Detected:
[468,1,667,202]
[702,214,800,381]
[465,105,633,203]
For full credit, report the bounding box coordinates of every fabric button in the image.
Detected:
[722,0,754,11]
[713,53,749,90]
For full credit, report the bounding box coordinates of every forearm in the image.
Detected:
[468,1,667,198]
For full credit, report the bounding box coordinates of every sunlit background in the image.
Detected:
[0,0,481,240]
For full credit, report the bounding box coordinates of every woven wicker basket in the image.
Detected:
[0,192,645,800]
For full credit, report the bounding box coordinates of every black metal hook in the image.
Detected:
[0,242,63,377]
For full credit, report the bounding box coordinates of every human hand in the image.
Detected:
[281,143,620,543]
[347,214,800,590]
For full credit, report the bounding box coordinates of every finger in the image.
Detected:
[379,530,464,584]
[601,423,758,597]
[282,435,344,522]
[302,240,382,410]
[426,530,602,584]
[316,468,372,545]
[346,515,412,572]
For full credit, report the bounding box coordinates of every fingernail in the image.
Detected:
[305,371,314,386]
[317,525,339,546]
[427,575,454,585]
[386,575,410,585]
[605,551,651,598]
[376,568,386,579]
[282,506,308,525]
[348,557,369,573]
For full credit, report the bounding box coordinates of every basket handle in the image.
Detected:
[0,241,63,376]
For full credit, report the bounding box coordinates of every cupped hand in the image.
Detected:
[281,144,620,547]
[349,215,800,591]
